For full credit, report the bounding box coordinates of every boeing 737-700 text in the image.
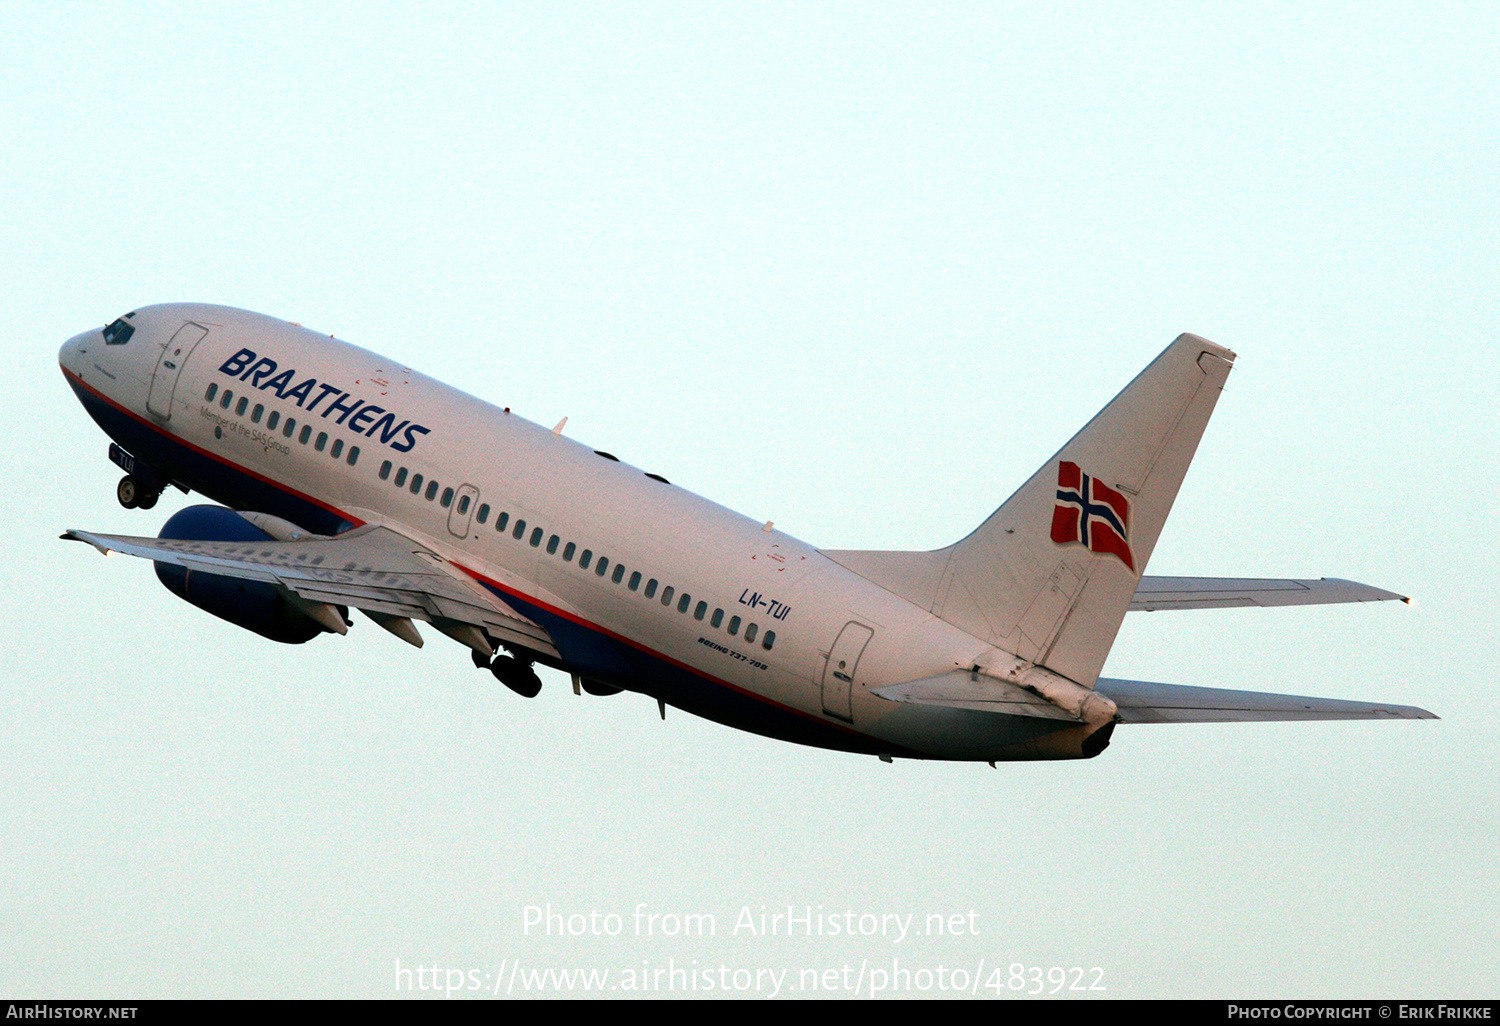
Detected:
[58,305,1433,762]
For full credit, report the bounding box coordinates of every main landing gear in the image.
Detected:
[116,474,159,510]
[472,648,543,698]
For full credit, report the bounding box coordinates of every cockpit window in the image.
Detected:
[102,318,134,345]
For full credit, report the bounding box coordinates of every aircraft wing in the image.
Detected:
[1130,576,1407,612]
[62,524,559,658]
[1096,678,1436,723]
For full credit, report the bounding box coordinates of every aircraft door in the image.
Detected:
[147,322,209,421]
[821,621,874,722]
[447,483,480,537]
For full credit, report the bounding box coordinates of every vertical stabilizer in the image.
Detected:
[825,334,1235,689]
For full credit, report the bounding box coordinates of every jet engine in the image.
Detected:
[153,505,342,644]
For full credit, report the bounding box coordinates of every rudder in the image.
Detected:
[825,334,1235,689]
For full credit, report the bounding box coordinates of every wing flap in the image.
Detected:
[62,525,560,658]
[1096,677,1437,723]
[1130,576,1407,612]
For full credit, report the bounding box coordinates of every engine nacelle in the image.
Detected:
[153,505,335,644]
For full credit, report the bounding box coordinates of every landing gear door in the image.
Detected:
[821,621,874,722]
[147,322,209,421]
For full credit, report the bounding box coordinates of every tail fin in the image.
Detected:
[824,334,1235,689]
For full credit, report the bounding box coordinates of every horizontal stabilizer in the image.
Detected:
[1096,677,1437,723]
[871,671,1079,721]
[1130,576,1407,612]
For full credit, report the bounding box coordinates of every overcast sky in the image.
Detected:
[2,1,1495,999]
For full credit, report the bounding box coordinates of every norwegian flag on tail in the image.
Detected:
[1050,461,1135,571]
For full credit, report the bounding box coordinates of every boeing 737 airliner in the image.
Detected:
[58,305,1433,762]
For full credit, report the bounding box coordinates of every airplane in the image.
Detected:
[57,304,1435,763]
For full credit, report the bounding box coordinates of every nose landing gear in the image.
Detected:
[108,445,167,510]
[116,474,159,510]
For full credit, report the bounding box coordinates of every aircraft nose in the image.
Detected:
[59,328,97,372]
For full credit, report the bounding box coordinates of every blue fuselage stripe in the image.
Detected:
[67,369,901,757]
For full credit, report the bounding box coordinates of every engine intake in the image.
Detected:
[153,505,337,644]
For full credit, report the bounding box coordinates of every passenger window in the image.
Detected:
[347,447,359,466]
[496,512,509,532]
[762,630,775,651]
[628,571,641,591]
[477,503,490,524]
[530,527,543,547]
[221,390,233,409]
[252,404,263,423]
[442,487,455,508]
[236,397,248,416]
[299,425,312,445]
[677,594,691,614]
[728,616,740,636]
[267,410,280,430]
[394,467,407,487]
[331,438,344,458]
[693,600,707,621]
[410,473,424,494]
[546,535,559,554]
[513,519,526,539]
[745,623,758,643]
[314,431,327,452]
[661,586,674,606]
[205,383,218,401]
[645,579,658,599]
[595,557,609,577]
[458,495,471,515]
[283,417,296,438]
[579,549,592,569]
[562,542,575,561]
[711,608,723,628]
[612,565,625,584]
[425,480,438,501]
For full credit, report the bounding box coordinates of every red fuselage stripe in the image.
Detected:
[67,365,863,739]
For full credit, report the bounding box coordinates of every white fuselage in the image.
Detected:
[61,304,1054,760]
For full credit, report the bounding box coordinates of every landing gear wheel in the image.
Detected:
[489,655,543,698]
[117,475,160,510]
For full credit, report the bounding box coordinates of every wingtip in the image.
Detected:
[1319,578,1409,604]
[61,530,112,555]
